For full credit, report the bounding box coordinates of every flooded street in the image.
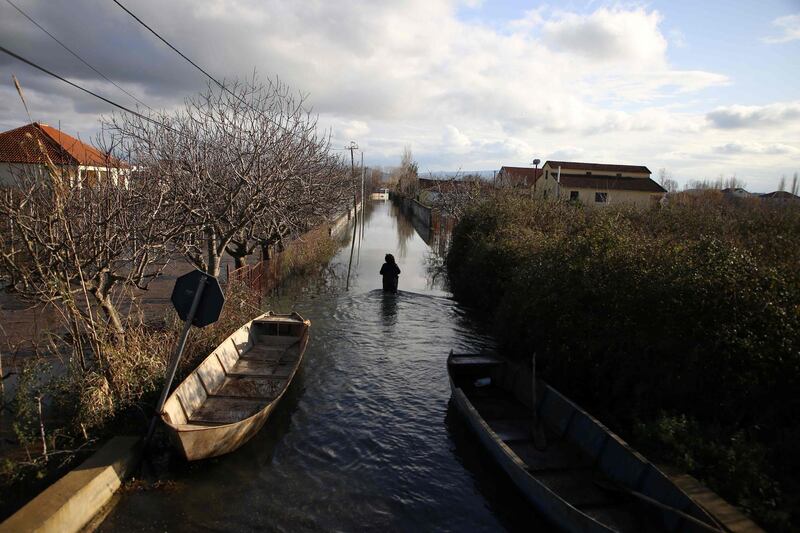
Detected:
[98,201,544,532]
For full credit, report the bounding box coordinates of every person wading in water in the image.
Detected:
[380,254,401,293]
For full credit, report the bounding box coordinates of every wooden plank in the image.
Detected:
[189,396,264,425]
[450,355,503,366]
[486,418,533,442]
[535,468,618,509]
[508,440,593,473]
[470,394,531,420]
[228,359,293,378]
[215,375,284,400]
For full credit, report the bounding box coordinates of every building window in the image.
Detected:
[570,191,579,201]
[595,192,608,203]
[616,173,622,177]
[586,171,591,175]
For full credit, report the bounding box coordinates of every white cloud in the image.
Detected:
[763,14,800,44]
[713,142,800,155]
[442,125,471,150]
[0,1,795,190]
[541,8,667,68]
[706,102,800,129]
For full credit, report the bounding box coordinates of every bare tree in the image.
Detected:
[657,168,679,193]
[105,75,342,276]
[0,148,178,373]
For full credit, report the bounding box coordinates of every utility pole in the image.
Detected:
[346,141,358,214]
[360,152,365,240]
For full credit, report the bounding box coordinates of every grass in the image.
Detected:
[0,224,344,520]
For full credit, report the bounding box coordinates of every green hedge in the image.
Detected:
[446,195,800,531]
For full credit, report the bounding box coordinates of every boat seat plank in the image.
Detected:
[188,396,265,425]
[581,502,647,533]
[228,359,294,378]
[469,393,531,420]
[487,418,536,442]
[450,355,503,366]
[254,334,301,346]
[215,375,284,400]
[508,440,594,472]
[253,317,303,324]
[241,344,300,363]
[535,468,619,509]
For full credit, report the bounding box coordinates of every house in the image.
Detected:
[496,166,543,189]
[536,160,665,207]
[0,122,127,188]
[760,190,800,204]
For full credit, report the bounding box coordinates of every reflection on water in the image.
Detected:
[98,201,546,532]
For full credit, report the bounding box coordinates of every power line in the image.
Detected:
[111,0,314,142]
[0,44,170,131]
[112,1,234,101]
[4,0,152,111]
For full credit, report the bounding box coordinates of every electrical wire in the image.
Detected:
[112,0,320,143]
[0,44,171,131]
[5,0,153,111]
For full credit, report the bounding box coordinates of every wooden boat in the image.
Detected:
[161,312,310,461]
[447,352,724,532]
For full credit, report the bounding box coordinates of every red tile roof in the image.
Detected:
[545,160,651,174]
[0,123,123,167]
[559,174,666,193]
[498,166,543,186]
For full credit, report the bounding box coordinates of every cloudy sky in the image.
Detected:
[1,0,798,191]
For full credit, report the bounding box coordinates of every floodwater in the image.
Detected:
[98,201,546,532]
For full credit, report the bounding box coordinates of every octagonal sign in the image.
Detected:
[170,270,225,328]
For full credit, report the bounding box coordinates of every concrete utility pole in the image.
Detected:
[347,141,359,212]
[360,152,365,240]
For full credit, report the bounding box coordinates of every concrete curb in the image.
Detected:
[0,436,141,533]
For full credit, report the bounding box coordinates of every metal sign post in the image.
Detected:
[145,270,225,448]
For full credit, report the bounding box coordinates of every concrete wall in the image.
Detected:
[393,194,432,228]
[329,202,362,237]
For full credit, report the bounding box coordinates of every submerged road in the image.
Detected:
[99,200,546,532]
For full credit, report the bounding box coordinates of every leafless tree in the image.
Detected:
[104,75,345,276]
[0,152,178,377]
[657,168,679,193]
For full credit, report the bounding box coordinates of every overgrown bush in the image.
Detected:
[446,195,800,531]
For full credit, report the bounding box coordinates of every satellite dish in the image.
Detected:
[533,158,541,166]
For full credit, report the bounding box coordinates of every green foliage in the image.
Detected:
[446,195,800,531]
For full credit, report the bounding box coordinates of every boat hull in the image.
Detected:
[161,312,309,461]
[447,352,721,533]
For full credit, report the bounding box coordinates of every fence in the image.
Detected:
[225,254,285,304]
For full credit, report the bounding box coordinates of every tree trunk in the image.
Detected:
[206,230,221,277]
[95,290,125,337]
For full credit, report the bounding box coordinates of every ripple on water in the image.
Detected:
[98,202,541,533]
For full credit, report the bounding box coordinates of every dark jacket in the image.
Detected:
[380,262,401,292]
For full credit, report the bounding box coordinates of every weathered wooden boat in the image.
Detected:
[447,352,724,532]
[161,312,310,461]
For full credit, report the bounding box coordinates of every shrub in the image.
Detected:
[446,195,800,531]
